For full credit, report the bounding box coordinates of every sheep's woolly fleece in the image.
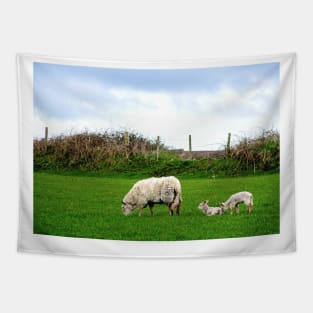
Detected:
[123,176,182,209]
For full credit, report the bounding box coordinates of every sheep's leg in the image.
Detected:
[230,207,234,215]
[176,204,180,216]
[177,196,182,215]
[175,199,181,215]
[169,203,174,216]
[235,204,239,215]
[248,203,253,214]
[149,204,154,216]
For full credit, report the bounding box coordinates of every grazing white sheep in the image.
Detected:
[198,200,223,216]
[121,176,182,217]
[220,191,253,215]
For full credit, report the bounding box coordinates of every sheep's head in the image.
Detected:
[198,200,209,211]
[121,201,134,216]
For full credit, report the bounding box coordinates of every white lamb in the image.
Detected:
[220,191,253,215]
[198,200,223,216]
[121,176,182,217]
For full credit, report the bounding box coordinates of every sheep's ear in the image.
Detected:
[205,200,208,204]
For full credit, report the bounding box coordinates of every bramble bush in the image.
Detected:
[34,130,279,176]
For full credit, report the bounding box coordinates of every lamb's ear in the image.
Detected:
[205,200,208,204]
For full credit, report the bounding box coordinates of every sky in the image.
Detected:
[33,61,279,150]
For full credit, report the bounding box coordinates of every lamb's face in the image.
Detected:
[122,202,134,216]
[198,200,208,211]
[220,202,227,212]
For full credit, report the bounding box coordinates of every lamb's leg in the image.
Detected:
[138,207,143,217]
[149,204,154,216]
[248,203,253,214]
[235,204,239,215]
[230,206,234,215]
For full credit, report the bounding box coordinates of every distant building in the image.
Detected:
[170,149,224,160]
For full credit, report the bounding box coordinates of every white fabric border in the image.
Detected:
[17,53,296,258]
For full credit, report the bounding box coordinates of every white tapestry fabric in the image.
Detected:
[17,53,296,258]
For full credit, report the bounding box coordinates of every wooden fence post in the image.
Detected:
[45,127,48,143]
[156,136,160,161]
[45,127,48,152]
[124,131,129,160]
[226,132,231,158]
[189,134,192,159]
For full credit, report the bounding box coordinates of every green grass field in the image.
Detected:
[34,172,279,241]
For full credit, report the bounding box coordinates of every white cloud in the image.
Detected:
[34,80,279,150]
